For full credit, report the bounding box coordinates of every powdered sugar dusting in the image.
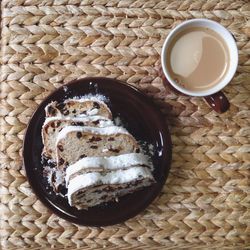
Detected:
[63,86,68,92]
[43,166,66,196]
[114,117,123,126]
[67,166,154,200]
[138,140,155,157]
[86,108,99,116]
[72,94,109,103]
[65,153,153,184]
[41,156,66,196]
[55,169,65,185]
[43,166,53,184]
[147,144,155,156]
[43,115,113,128]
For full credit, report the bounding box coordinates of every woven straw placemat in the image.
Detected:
[0,0,249,249]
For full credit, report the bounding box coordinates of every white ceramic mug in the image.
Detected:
[161,19,238,113]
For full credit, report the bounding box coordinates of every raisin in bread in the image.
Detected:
[42,116,114,159]
[65,153,153,185]
[67,167,155,209]
[45,99,112,119]
[56,126,139,169]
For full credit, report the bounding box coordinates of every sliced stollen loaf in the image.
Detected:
[42,116,114,159]
[65,153,153,185]
[67,166,155,209]
[56,126,139,169]
[45,99,112,119]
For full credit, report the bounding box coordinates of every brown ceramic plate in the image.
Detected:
[23,77,172,226]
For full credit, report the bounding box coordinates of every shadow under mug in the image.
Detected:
[161,19,238,113]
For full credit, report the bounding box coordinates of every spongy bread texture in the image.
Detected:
[45,99,112,119]
[42,116,114,160]
[56,126,139,169]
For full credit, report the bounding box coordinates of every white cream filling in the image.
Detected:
[65,153,152,184]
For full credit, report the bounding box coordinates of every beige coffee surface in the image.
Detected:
[0,0,249,249]
[167,27,230,91]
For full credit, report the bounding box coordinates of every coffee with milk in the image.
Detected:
[166,26,230,92]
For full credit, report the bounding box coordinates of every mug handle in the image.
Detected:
[204,91,230,113]
[160,68,230,113]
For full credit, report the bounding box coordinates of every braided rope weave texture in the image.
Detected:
[0,0,250,249]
